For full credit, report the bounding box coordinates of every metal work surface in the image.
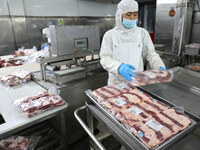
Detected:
[142,67,200,118]
[85,89,200,150]
[0,81,68,138]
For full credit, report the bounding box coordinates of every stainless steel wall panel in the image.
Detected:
[0,17,115,55]
[172,0,195,54]
[7,0,25,16]
[191,24,200,42]
[0,0,9,15]
[23,0,78,17]
[11,17,28,43]
[0,44,15,55]
[78,0,110,17]
[0,18,15,44]
[191,12,200,43]
[155,0,177,50]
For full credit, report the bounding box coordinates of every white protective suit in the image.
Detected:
[42,28,51,43]
[100,0,165,85]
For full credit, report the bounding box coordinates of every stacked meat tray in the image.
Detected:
[86,69,199,150]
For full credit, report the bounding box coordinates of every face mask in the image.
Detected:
[122,18,137,29]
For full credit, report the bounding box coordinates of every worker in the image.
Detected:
[42,28,51,43]
[100,0,166,85]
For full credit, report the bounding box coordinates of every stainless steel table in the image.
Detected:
[0,81,68,148]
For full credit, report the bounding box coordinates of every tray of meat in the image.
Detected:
[13,91,66,117]
[129,69,173,87]
[185,63,200,72]
[0,136,40,150]
[0,71,33,87]
[85,85,200,150]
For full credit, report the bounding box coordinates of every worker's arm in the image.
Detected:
[100,31,121,75]
[142,29,165,69]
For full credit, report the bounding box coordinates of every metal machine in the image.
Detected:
[37,25,102,84]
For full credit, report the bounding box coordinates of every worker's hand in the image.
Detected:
[160,67,166,71]
[118,64,135,81]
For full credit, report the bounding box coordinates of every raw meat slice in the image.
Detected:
[107,97,130,108]
[0,136,40,150]
[115,105,151,126]
[0,58,22,68]
[142,99,170,112]
[92,82,134,102]
[153,113,183,134]
[0,71,34,87]
[185,64,200,72]
[0,75,21,86]
[129,69,172,87]
[125,89,152,101]
[161,109,191,130]
[13,91,50,106]
[13,91,66,117]
[131,118,173,149]
[100,100,119,115]
[136,101,164,116]
[120,92,142,104]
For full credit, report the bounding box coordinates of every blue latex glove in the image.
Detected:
[118,64,135,81]
[160,67,166,71]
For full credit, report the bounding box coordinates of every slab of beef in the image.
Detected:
[135,100,168,116]
[161,109,191,131]
[13,50,25,57]
[0,136,39,150]
[115,104,151,126]
[185,64,200,72]
[129,69,173,87]
[0,58,22,68]
[127,109,191,149]
[0,71,33,87]
[130,118,173,149]
[92,82,134,102]
[107,93,142,108]
[0,75,21,86]
[13,71,34,82]
[127,89,153,101]
[13,91,66,117]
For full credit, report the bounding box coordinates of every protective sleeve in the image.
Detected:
[142,30,165,69]
[100,31,121,75]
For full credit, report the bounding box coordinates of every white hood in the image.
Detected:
[115,0,139,32]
